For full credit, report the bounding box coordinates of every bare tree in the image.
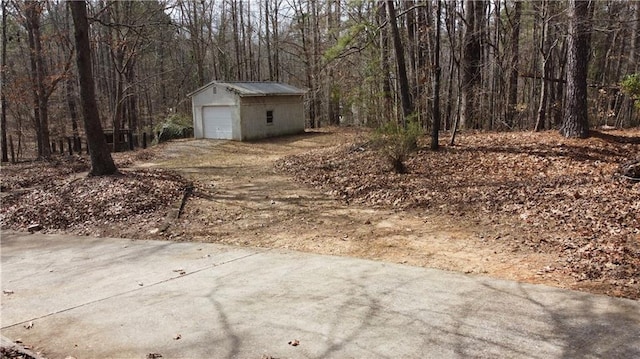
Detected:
[379,1,393,122]
[70,0,117,176]
[629,1,640,74]
[534,0,557,132]
[431,0,442,150]
[506,0,521,128]
[1,0,8,162]
[460,0,486,129]
[326,0,340,126]
[24,1,50,158]
[386,0,412,125]
[561,0,593,138]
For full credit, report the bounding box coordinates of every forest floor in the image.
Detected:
[1,127,639,299]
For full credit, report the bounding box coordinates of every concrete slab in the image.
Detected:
[1,231,639,359]
[0,231,261,327]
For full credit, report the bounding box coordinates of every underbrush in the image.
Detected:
[371,121,421,173]
[154,114,193,144]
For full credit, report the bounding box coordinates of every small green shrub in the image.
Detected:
[621,73,640,110]
[154,114,193,144]
[372,121,421,174]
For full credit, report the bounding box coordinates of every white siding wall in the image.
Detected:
[239,96,305,140]
[191,85,239,139]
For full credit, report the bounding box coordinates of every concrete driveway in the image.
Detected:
[1,230,639,359]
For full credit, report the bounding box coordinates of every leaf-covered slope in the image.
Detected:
[1,158,189,236]
[276,130,640,296]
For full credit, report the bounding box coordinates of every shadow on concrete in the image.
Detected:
[478,281,640,359]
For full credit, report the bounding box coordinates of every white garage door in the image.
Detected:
[202,106,233,139]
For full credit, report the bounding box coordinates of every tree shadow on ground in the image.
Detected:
[590,130,640,144]
[245,130,333,146]
[477,281,640,359]
[450,142,627,162]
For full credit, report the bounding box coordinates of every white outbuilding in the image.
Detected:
[189,81,307,141]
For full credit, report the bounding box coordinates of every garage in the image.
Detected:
[202,106,233,139]
[189,81,306,141]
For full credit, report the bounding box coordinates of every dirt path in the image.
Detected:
[133,130,576,292]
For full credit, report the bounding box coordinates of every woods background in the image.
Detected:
[1,0,639,160]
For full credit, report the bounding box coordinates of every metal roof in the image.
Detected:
[189,81,307,97]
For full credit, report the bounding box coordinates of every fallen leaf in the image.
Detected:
[274,130,640,298]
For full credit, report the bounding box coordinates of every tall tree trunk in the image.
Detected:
[264,0,273,81]
[487,0,500,130]
[70,0,118,176]
[629,1,640,73]
[65,76,80,148]
[1,0,8,162]
[379,2,393,122]
[506,0,521,128]
[386,0,413,125]
[431,0,442,150]
[231,0,241,80]
[311,0,321,128]
[560,0,593,138]
[25,3,43,157]
[445,55,455,131]
[405,0,417,102]
[270,1,280,81]
[192,2,205,85]
[33,2,51,158]
[461,0,485,129]
[239,0,249,79]
[295,0,316,127]
[444,1,457,131]
[327,0,340,126]
[25,1,51,158]
[125,60,138,135]
[112,68,124,151]
[553,41,568,127]
[64,4,80,150]
[535,0,553,132]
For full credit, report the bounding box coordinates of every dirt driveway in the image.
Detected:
[134,130,574,291]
